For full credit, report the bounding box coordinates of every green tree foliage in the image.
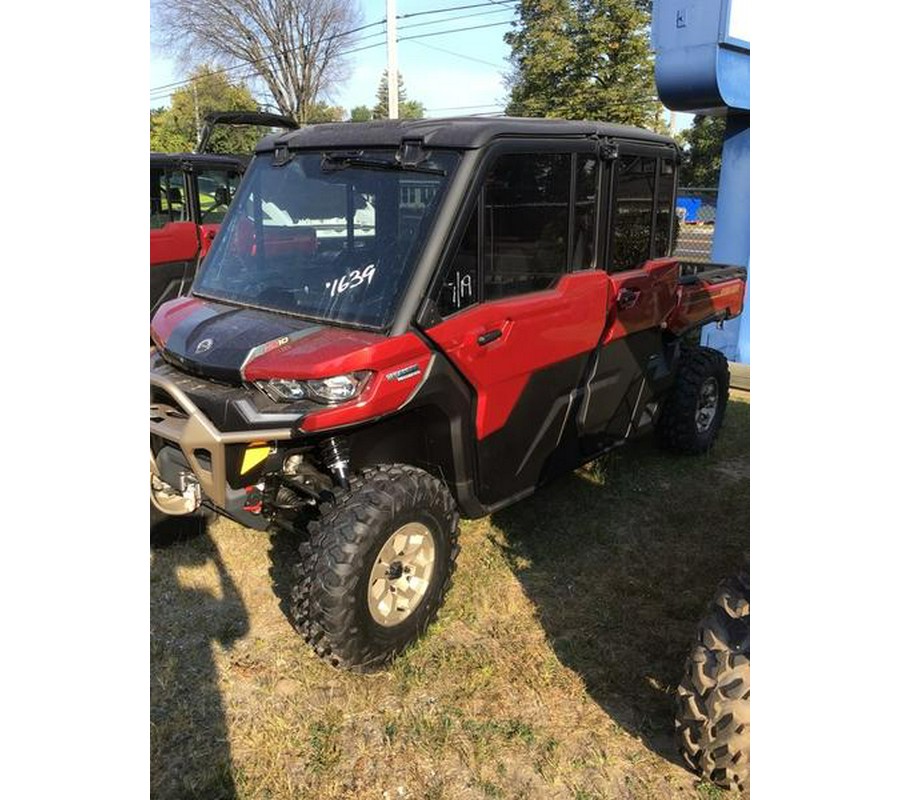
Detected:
[150,66,260,154]
[677,115,726,187]
[505,0,662,128]
[350,105,373,122]
[372,71,425,120]
[306,102,347,123]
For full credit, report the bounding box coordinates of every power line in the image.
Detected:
[397,5,512,32]
[150,1,522,102]
[149,2,519,96]
[396,1,517,21]
[148,18,387,95]
[398,18,515,43]
[425,103,506,111]
[405,38,506,69]
[149,38,388,103]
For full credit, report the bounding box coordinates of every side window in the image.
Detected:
[196,168,241,224]
[150,167,187,229]
[653,159,675,257]
[484,152,570,300]
[436,202,479,318]
[573,153,599,270]
[610,155,656,272]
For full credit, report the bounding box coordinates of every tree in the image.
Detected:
[504,0,663,129]
[153,0,362,124]
[372,71,425,120]
[306,102,346,123]
[350,105,373,122]
[150,65,260,153]
[677,115,726,187]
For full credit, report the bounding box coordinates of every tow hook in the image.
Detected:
[150,471,202,516]
[243,483,265,514]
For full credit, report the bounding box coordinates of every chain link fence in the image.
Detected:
[673,188,717,262]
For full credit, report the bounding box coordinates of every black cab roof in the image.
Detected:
[150,152,249,169]
[256,116,676,153]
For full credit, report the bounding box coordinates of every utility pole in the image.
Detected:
[386,0,399,119]
[193,82,201,148]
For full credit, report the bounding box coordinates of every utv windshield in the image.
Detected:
[192,149,460,329]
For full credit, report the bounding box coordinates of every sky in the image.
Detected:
[150,0,690,130]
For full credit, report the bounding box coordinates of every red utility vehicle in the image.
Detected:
[150,112,297,314]
[150,117,746,670]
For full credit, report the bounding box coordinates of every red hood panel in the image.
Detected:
[242,329,428,381]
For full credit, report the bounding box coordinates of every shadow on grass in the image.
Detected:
[150,517,249,799]
[489,399,749,769]
[267,524,306,633]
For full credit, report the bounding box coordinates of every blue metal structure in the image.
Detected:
[652,0,750,364]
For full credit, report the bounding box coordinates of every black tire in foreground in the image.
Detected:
[658,346,730,453]
[676,570,750,792]
[290,464,460,672]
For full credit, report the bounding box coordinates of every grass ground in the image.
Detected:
[151,395,749,800]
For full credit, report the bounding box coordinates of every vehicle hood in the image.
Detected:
[150,296,386,384]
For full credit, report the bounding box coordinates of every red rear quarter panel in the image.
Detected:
[601,258,680,344]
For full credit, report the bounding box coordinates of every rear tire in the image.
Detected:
[658,346,729,453]
[290,464,459,672]
[675,571,750,792]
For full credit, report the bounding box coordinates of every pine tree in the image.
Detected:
[372,71,425,120]
[505,0,662,129]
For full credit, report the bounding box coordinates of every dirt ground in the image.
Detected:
[151,396,749,800]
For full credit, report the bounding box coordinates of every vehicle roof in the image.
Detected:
[256,116,676,153]
[150,152,249,168]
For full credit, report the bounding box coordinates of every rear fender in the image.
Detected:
[665,264,747,335]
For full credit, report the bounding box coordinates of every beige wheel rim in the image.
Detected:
[367,522,436,627]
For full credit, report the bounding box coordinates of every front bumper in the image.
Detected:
[150,358,297,509]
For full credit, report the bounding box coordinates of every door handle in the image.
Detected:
[477,329,503,346]
[617,287,641,310]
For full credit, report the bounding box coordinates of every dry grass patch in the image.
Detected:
[151,397,749,799]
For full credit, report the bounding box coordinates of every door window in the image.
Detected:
[196,168,242,224]
[436,203,479,318]
[483,152,570,300]
[609,155,656,272]
[573,153,599,270]
[150,167,188,229]
[653,159,675,258]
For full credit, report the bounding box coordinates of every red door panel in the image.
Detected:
[426,271,611,439]
[602,257,680,344]
[150,221,200,267]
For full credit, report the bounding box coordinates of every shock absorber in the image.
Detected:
[320,436,350,490]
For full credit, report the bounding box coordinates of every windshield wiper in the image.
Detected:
[321,152,446,176]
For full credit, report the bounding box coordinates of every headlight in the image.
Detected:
[257,371,371,405]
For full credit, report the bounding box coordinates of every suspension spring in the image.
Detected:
[320,436,350,490]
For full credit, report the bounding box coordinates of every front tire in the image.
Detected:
[675,571,750,791]
[658,346,730,453]
[290,464,459,671]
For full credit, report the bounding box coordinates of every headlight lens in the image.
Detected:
[258,378,308,402]
[305,373,370,403]
[257,372,371,405]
